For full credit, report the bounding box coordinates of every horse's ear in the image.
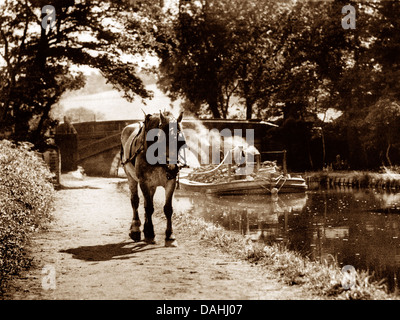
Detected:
[159,110,166,126]
[141,108,147,119]
[144,113,151,126]
[177,111,183,123]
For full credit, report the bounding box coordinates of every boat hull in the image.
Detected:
[178,176,307,195]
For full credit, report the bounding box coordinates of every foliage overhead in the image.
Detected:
[2,0,400,169]
[0,0,160,147]
[154,0,400,168]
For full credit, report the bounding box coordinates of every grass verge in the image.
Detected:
[174,207,396,300]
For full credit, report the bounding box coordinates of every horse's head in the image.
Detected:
[143,111,186,166]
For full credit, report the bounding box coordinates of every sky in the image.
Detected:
[59,61,184,122]
[59,83,182,121]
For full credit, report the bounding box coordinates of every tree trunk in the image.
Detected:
[245,97,253,120]
[386,143,392,167]
[207,95,221,118]
[242,78,253,120]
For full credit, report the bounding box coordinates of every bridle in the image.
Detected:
[156,116,187,179]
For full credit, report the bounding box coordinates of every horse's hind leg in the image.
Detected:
[128,177,141,242]
[164,180,178,247]
[140,183,157,244]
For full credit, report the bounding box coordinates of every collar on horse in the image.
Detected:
[121,120,183,181]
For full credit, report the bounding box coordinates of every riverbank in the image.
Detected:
[305,170,400,190]
[173,202,394,300]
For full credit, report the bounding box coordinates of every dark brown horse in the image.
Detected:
[120,111,185,247]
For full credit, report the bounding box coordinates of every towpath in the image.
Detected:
[7,175,316,300]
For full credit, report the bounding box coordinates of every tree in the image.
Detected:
[330,1,400,168]
[360,98,400,168]
[156,0,295,119]
[0,0,159,148]
[222,0,293,120]
[156,0,232,118]
[248,1,354,169]
[155,0,353,123]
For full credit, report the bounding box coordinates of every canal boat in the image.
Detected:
[178,148,307,195]
[178,173,307,195]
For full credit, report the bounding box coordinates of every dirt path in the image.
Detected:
[7,175,316,300]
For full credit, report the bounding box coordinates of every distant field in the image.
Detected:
[59,84,181,121]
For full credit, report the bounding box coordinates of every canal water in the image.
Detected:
[174,187,400,293]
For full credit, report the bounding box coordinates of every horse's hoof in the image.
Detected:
[165,239,178,247]
[144,238,156,245]
[129,231,141,242]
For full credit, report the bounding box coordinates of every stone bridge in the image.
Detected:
[55,119,276,177]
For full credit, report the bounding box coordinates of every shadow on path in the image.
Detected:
[60,241,161,262]
[56,185,101,190]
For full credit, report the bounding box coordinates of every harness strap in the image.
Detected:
[121,125,144,167]
[121,145,143,167]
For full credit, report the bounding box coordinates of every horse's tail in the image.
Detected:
[120,143,130,167]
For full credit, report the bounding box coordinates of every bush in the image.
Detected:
[0,140,55,294]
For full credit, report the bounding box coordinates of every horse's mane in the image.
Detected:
[144,114,160,131]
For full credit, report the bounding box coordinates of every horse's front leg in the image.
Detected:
[164,179,178,247]
[140,183,157,244]
[128,177,141,242]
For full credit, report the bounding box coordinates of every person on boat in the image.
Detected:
[234,146,247,179]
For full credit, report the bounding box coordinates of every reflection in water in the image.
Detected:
[174,188,400,293]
